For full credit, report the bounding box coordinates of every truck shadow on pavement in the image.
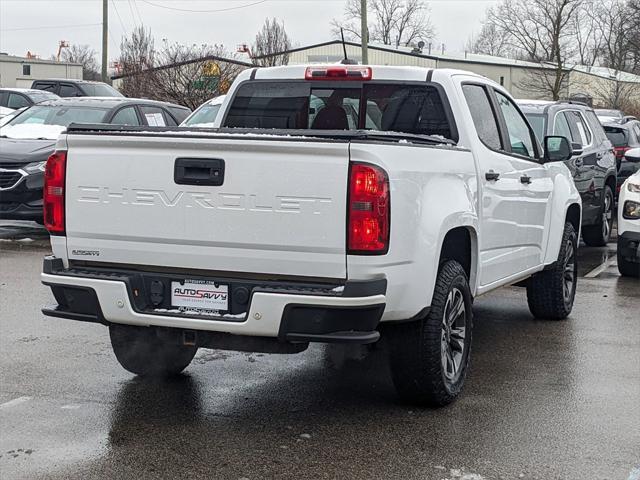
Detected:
[93,292,592,480]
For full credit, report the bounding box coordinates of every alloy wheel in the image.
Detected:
[562,238,576,305]
[441,287,467,382]
[602,190,612,240]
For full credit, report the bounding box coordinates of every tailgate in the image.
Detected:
[64,134,349,279]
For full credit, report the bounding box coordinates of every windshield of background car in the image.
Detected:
[604,126,628,147]
[6,105,109,127]
[524,113,546,141]
[222,81,456,141]
[81,84,124,97]
[183,104,221,126]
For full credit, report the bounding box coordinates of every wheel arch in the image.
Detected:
[438,225,479,297]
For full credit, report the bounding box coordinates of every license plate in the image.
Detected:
[171,280,229,312]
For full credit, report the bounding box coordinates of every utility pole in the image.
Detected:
[360,0,368,64]
[101,0,108,82]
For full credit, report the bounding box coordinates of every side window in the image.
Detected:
[567,111,592,146]
[162,110,178,126]
[34,82,57,93]
[140,106,167,126]
[553,112,574,142]
[59,84,80,97]
[7,93,30,109]
[462,84,502,150]
[494,91,536,158]
[0,92,7,107]
[111,107,140,125]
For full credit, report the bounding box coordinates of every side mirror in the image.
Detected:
[543,135,572,162]
[625,147,640,163]
[571,142,583,157]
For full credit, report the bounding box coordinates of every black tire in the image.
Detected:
[387,260,473,407]
[109,325,197,376]
[617,249,640,278]
[527,222,578,320]
[582,185,614,247]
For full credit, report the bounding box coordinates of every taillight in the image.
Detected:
[348,163,389,254]
[43,150,66,235]
[305,66,372,81]
[614,146,630,159]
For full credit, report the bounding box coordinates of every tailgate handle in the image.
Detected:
[174,158,225,186]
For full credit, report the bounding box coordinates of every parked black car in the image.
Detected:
[0,97,191,222]
[519,100,617,246]
[0,88,59,109]
[31,79,123,98]
[603,120,640,196]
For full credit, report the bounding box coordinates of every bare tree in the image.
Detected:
[466,22,513,57]
[60,44,100,80]
[478,0,583,99]
[630,0,640,72]
[592,0,637,71]
[331,0,435,48]
[252,18,291,67]
[117,27,246,107]
[118,26,156,98]
[572,0,604,66]
[152,42,246,109]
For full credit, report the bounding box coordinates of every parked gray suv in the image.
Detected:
[519,100,617,246]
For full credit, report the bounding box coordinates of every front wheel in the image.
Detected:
[617,248,640,277]
[582,185,613,247]
[527,222,578,320]
[110,325,197,376]
[387,260,473,407]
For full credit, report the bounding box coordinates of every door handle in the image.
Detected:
[485,170,500,181]
[174,158,225,186]
[520,175,532,184]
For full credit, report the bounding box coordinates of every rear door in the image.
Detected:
[64,134,349,279]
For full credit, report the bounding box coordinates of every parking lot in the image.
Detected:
[0,221,638,480]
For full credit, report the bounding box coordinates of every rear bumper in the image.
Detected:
[41,257,386,344]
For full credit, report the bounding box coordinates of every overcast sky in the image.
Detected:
[0,0,498,64]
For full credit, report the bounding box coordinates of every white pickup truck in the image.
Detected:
[41,65,581,406]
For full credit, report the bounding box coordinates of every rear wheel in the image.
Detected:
[527,222,577,320]
[387,260,473,407]
[110,325,197,376]
[582,185,613,247]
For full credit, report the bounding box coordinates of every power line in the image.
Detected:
[110,0,129,36]
[138,0,268,13]
[127,0,139,28]
[0,22,102,32]
[132,0,145,26]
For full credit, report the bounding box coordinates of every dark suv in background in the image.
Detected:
[31,79,123,98]
[519,100,617,246]
[603,119,640,196]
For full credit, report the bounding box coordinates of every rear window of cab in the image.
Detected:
[222,81,457,143]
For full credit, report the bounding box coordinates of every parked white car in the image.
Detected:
[180,95,226,127]
[41,65,581,406]
[617,150,640,277]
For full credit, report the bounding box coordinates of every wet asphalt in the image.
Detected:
[0,222,639,480]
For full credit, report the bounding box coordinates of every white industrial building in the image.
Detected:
[254,40,640,108]
[0,53,83,88]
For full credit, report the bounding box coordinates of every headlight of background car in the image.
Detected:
[627,182,640,193]
[623,200,640,219]
[24,161,46,173]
